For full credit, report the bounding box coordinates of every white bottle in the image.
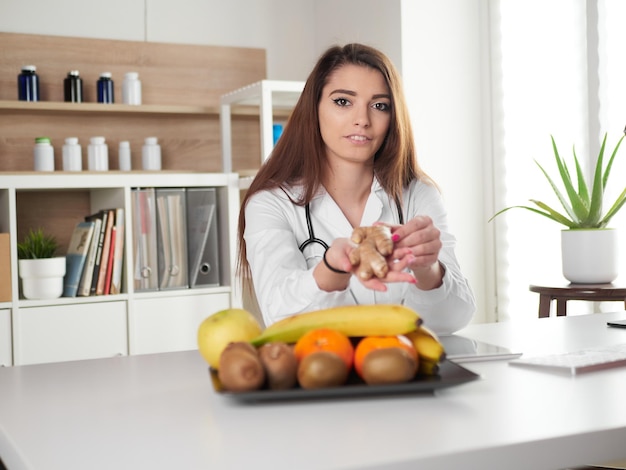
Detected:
[142,137,161,170]
[118,141,132,171]
[33,137,54,171]
[88,136,109,171]
[62,137,82,171]
[122,72,142,105]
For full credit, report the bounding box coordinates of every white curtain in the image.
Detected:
[491,0,626,321]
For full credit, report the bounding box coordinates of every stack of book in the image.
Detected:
[63,208,125,297]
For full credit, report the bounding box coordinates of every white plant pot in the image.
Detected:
[18,257,66,300]
[561,228,618,284]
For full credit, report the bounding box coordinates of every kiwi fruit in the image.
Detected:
[258,342,298,390]
[218,341,266,392]
[297,351,349,389]
[360,347,418,385]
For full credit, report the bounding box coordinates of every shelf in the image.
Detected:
[0,100,216,116]
[221,80,304,173]
[0,171,239,190]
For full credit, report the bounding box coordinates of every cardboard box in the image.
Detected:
[0,233,12,302]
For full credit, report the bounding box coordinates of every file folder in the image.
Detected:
[131,188,159,291]
[156,188,189,290]
[186,188,221,288]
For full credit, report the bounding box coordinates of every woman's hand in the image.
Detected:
[387,216,444,290]
[317,238,416,293]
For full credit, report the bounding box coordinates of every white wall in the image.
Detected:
[0,0,317,80]
[401,0,489,322]
[0,0,489,322]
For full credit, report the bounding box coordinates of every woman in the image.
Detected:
[237,43,475,334]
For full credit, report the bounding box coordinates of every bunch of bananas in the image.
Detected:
[250,304,446,376]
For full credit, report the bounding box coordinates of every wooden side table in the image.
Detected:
[529,282,626,318]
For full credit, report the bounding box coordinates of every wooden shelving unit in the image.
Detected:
[0,32,268,366]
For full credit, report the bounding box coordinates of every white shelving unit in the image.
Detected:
[220,80,304,187]
[0,172,241,366]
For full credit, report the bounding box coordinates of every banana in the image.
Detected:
[250,304,421,347]
[417,359,440,376]
[405,324,446,364]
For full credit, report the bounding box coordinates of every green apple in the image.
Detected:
[197,308,263,369]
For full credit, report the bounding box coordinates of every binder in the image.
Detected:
[156,188,189,290]
[131,188,158,292]
[186,188,221,287]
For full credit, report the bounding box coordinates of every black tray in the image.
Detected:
[209,359,480,402]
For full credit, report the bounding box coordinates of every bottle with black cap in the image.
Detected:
[64,70,83,103]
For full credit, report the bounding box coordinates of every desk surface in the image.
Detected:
[2,312,626,470]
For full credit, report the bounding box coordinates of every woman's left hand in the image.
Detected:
[387,216,444,290]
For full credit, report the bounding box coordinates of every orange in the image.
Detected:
[294,328,354,369]
[354,335,417,377]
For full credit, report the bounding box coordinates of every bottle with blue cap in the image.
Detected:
[18,65,40,102]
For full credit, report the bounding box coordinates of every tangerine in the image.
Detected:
[294,328,354,368]
[354,335,417,377]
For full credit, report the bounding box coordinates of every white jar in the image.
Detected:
[142,137,161,170]
[33,137,54,171]
[62,137,82,171]
[118,141,132,171]
[122,72,142,105]
[88,136,109,171]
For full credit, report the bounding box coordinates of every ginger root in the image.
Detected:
[348,225,394,280]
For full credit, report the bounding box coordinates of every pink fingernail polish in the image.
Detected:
[392,233,400,242]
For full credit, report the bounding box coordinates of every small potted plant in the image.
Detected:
[17,228,66,300]
[490,132,626,283]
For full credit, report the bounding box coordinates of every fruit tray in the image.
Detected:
[209,359,480,402]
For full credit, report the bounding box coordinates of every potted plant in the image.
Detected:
[17,228,66,300]
[490,132,626,284]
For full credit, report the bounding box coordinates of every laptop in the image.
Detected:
[440,335,522,363]
[607,318,626,328]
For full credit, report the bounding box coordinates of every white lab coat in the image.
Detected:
[244,177,476,334]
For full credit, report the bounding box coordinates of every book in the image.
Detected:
[103,225,116,295]
[63,221,95,297]
[186,188,220,287]
[109,207,125,295]
[0,233,12,302]
[96,209,115,295]
[131,188,159,292]
[156,188,189,290]
[77,217,102,297]
[87,210,109,295]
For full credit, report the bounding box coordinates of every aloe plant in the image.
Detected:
[17,228,59,259]
[490,132,626,229]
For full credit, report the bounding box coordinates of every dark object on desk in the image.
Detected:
[607,319,626,328]
[529,282,626,318]
[209,360,479,402]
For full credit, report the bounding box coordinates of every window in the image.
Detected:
[491,0,626,321]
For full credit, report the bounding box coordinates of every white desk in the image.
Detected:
[1,312,626,470]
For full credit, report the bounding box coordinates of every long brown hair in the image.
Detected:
[237,43,431,282]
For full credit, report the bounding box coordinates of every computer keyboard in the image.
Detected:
[509,343,626,375]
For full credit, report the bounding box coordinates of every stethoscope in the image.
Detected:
[298,200,405,253]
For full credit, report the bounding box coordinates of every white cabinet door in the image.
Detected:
[0,309,11,366]
[131,293,230,355]
[15,302,128,365]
